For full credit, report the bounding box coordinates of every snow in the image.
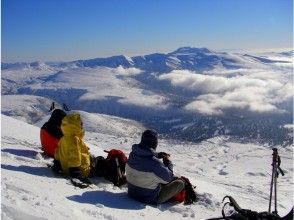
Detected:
[1,95,54,124]
[172,122,194,130]
[23,66,168,110]
[1,114,293,220]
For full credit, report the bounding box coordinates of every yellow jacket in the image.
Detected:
[54,113,91,177]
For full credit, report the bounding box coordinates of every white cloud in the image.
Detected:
[284,124,294,129]
[185,92,282,115]
[39,67,166,110]
[159,70,271,93]
[112,65,142,76]
[158,64,293,115]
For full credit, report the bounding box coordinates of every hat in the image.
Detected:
[140,129,158,149]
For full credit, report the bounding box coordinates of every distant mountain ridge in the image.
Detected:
[4,47,292,73]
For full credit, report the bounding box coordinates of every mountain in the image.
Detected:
[1,114,293,219]
[1,47,293,146]
[1,61,53,71]
[1,47,263,72]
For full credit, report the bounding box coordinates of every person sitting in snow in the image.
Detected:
[53,113,92,181]
[126,129,185,205]
[40,109,67,157]
[53,113,128,187]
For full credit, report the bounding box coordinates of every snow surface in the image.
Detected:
[1,113,293,220]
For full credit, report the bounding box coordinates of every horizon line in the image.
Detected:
[1,46,293,64]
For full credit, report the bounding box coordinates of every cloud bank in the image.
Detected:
[159,64,293,115]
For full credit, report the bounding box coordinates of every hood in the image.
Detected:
[41,109,66,138]
[48,109,67,127]
[61,113,84,137]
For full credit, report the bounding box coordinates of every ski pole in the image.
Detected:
[269,148,278,213]
[115,157,123,185]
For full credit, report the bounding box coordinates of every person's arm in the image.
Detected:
[157,152,173,172]
[152,158,174,183]
[163,157,173,172]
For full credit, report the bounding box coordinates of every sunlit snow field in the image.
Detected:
[1,112,293,220]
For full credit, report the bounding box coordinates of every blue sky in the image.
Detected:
[1,0,293,62]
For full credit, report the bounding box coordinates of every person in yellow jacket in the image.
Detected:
[54,113,91,179]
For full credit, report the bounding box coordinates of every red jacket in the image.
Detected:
[40,128,60,157]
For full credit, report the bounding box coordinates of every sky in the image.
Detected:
[1,0,293,63]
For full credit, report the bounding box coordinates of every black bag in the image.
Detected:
[181,176,198,205]
[220,196,293,220]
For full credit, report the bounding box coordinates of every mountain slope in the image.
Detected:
[1,114,293,220]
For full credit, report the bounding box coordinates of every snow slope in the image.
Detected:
[1,114,293,220]
[1,95,55,124]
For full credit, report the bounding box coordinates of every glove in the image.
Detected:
[163,157,171,166]
[158,152,170,159]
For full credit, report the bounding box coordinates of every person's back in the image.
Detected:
[126,130,183,205]
[40,109,66,157]
[54,113,91,178]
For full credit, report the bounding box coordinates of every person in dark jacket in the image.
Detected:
[126,129,185,205]
[40,109,66,157]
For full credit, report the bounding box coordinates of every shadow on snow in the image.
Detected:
[1,164,53,177]
[2,148,41,159]
[67,190,146,210]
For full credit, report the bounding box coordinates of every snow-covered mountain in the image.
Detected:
[4,47,285,72]
[1,47,293,145]
[1,114,293,220]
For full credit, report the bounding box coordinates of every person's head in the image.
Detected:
[48,109,66,127]
[140,129,158,150]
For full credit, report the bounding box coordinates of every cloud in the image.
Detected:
[158,65,293,115]
[159,70,271,93]
[112,66,142,76]
[185,93,282,115]
[63,67,167,110]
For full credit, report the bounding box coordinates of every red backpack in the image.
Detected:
[105,149,127,165]
[103,149,128,186]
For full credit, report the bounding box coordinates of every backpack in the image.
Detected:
[181,176,198,205]
[94,149,127,186]
[172,176,198,205]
